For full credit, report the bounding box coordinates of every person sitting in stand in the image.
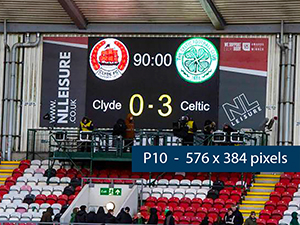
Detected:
[203,120,216,145]
[223,124,235,145]
[79,117,94,152]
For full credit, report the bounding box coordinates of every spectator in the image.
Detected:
[95,206,106,223]
[117,207,133,224]
[290,212,299,225]
[133,212,147,224]
[148,208,158,225]
[40,207,53,224]
[201,216,210,225]
[70,207,79,223]
[223,124,235,144]
[54,204,68,222]
[224,208,234,225]
[203,120,216,145]
[124,113,135,152]
[87,207,97,223]
[79,116,94,152]
[182,115,197,146]
[245,211,257,225]
[164,210,175,225]
[231,204,243,225]
[75,205,87,223]
[105,209,117,223]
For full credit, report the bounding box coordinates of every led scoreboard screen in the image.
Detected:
[86,37,220,129]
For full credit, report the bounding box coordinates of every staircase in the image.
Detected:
[239,173,281,219]
[0,161,20,185]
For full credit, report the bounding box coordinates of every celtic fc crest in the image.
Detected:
[175,37,219,83]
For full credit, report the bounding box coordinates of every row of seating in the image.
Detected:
[265,200,300,212]
[280,173,300,185]
[257,218,281,225]
[145,196,237,210]
[260,209,284,221]
[275,182,298,194]
[0,202,62,214]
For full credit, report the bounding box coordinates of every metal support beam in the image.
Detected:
[57,0,87,29]
[199,0,226,30]
[2,22,300,34]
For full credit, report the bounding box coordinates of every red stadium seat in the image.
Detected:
[276,201,288,212]
[257,219,267,225]
[157,197,168,209]
[75,186,82,195]
[219,208,228,219]
[174,206,185,217]
[230,190,241,202]
[19,160,30,170]
[275,183,286,194]
[271,210,283,221]
[264,201,276,211]
[196,207,208,219]
[46,194,58,204]
[140,206,149,218]
[168,197,180,208]
[179,216,191,224]
[213,198,225,209]
[208,208,219,222]
[286,183,297,195]
[267,219,278,225]
[259,210,271,221]
[219,174,229,183]
[191,216,202,225]
[281,192,292,203]
[191,198,202,208]
[67,168,78,175]
[68,194,76,205]
[173,215,179,224]
[184,207,196,217]
[224,181,235,190]
[225,199,236,209]
[5,177,16,187]
[292,174,300,185]
[57,194,68,205]
[280,174,291,185]
[219,189,230,200]
[0,185,9,196]
[12,168,23,179]
[158,215,165,224]
[35,194,47,204]
[202,198,214,209]
[270,192,281,203]
[162,173,173,180]
[179,197,192,209]
[131,174,141,179]
[174,174,184,181]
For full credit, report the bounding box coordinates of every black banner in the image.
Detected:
[40,37,88,127]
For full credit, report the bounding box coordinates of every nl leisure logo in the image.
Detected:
[175,37,219,83]
[90,38,129,81]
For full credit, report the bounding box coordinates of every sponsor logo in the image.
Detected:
[222,93,262,127]
[89,38,129,81]
[175,37,219,83]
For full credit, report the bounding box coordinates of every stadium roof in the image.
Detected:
[1,0,300,33]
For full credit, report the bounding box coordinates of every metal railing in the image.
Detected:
[27,128,268,160]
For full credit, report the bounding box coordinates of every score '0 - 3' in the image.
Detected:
[129,94,173,117]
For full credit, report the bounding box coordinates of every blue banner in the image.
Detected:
[132,146,300,172]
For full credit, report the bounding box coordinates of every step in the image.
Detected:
[256,174,280,179]
[1,161,20,165]
[245,196,269,201]
[0,165,18,170]
[250,187,274,192]
[253,183,276,187]
[0,174,11,178]
[247,192,272,196]
[240,209,261,214]
[0,169,14,173]
[240,205,264,211]
[242,200,267,205]
[255,178,279,184]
